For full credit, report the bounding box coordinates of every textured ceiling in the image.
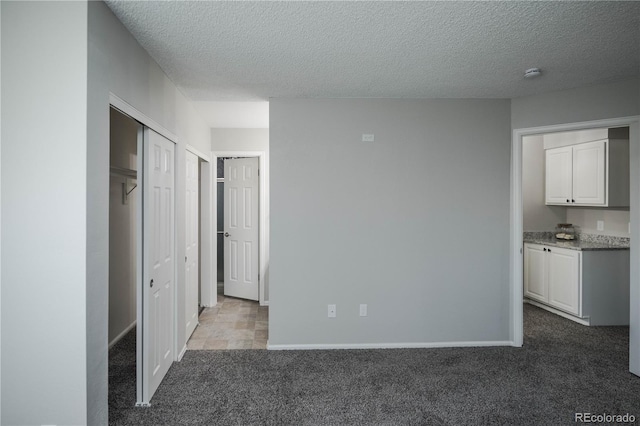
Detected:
[105,1,640,102]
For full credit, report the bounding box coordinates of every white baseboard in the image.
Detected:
[524,299,590,326]
[177,344,188,361]
[267,340,513,351]
[109,320,136,349]
[260,300,269,307]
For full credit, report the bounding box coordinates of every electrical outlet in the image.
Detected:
[361,133,375,142]
[328,304,336,318]
[359,304,368,317]
[597,220,604,231]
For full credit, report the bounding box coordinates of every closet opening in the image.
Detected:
[108,107,142,406]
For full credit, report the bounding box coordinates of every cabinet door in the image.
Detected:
[545,146,573,205]
[524,244,547,303]
[572,140,606,205]
[547,247,580,316]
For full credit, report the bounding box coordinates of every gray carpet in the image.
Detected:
[109,304,640,425]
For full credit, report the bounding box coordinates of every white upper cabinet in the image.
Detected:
[545,146,573,204]
[571,140,606,205]
[545,138,629,207]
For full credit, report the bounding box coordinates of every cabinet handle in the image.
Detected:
[543,248,547,251]
[572,199,575,203]
[548,248,551,252]
[566,199,570,203]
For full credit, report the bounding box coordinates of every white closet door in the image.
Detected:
[141,128,175,404]
[185,150,199,339]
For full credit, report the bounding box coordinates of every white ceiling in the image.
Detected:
[105,1,640,125]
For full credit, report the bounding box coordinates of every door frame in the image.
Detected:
[110,94,179,406]
[510,115,640,376]
[212,151,268,306]
[109,93,215,402]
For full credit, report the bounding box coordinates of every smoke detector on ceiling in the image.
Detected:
[524,68,542,79]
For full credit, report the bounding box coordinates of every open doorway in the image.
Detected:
[108,107,141,407]
[184,154,268,351]
[511,116,640,376]
[522,127,630,325]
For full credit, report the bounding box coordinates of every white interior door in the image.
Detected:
[224,158,259,301]
[185,151,199,339]
[140,128,175,404]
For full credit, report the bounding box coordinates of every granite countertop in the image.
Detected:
[523,232,630,251]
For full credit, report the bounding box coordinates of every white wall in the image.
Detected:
[0,2,212,421]
[86,2,212,424]
[1,2,89,425]
[522,135,566,231]
[1,3,4,420]
[511,78,640,374]
[511,78,639,130]
[212,128,270,301]
[109,109,139,345]
[212,128,269,152]
[566,209,630,237]
[269,98,512,347]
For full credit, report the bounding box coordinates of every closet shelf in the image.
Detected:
[110,166,137,179]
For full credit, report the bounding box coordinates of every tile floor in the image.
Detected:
[186,289,268,350]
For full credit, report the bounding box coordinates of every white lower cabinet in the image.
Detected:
[524,243,629,325]
[524,243,580,316]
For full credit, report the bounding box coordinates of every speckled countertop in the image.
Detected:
[523,232,630,251]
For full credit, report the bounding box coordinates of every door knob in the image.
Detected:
[224,232,230,237]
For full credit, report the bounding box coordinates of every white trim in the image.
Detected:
[186,144,211,162]
[260,301,269,307]
[108,320,137,350]
[267,340,514,351]
[200,159,216,307]
[109,93,178,143]
[135,124,144,405]
[524,300,590,326]
[212,151,268,305]
[511,115,640,376]
[177,344,187,361]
